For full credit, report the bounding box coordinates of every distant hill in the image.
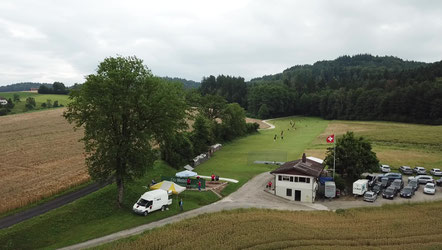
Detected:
[161,77,200,89]
[0,82,51,92]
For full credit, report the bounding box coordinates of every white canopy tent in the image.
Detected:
[175,170,198,178]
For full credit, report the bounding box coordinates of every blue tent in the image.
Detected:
[175,170,198,178]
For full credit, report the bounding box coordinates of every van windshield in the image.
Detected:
[137,199,152,207]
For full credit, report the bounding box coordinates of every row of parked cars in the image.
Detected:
[380,164,442,177]
[363,172,438,202]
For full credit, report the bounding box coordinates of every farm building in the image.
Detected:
[270,153,325,203]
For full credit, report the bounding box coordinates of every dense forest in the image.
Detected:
[0,82,50,92]
[199,54,442,124]
[162,76,200,89]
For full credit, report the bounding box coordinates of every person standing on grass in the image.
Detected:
[274,134,277,142]
[268,181,272,190]
[179,198,183,212]
[281,130,284,140]
[187,178,191,188]
[198,181,201,191]
[211,173,215,182]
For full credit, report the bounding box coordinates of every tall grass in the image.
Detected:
[98,201,442,249]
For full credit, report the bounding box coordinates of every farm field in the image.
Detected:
[99,201,442,249]
[0,108,87,214]
[305,120,442,171]
[0,91,70,115]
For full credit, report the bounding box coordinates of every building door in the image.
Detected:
[294,190,301,201]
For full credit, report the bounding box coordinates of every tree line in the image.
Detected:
[199,54,442,125]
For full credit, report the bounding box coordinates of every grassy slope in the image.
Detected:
[305,120,442,171]
[0,161,219,250]
[97,201,442,250]
[195,117,328,195]
[0,92,70,114]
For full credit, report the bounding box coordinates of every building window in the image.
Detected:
[290,176,293,182]
[306,178,310,183]
[294,177,299,182]
[286,188,292,197]
[299,177,306,183]
[282,176,290,181]
[278,175,282,181]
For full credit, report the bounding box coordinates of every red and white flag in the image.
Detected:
[326,134,334,143]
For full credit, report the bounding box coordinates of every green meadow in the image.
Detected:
[0,92,70,114]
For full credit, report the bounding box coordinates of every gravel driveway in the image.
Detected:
[61,172,442,249]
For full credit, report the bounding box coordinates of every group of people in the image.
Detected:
[186,176,202,191]
[274,130,284,141]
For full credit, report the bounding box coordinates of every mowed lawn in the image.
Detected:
[195,117,329,195]
[0,92,70,114]
[305,120,442,171]
[98,201,442,250]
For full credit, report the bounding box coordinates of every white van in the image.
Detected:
[353,179,369,196]
[133,189,172,216]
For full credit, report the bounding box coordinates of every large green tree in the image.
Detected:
[64,56,187,205]
[324,131,379,192]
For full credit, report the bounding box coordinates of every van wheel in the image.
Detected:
[161,205,165,211]
[143,211,148,216]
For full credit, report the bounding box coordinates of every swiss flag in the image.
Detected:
[326,134,334,143]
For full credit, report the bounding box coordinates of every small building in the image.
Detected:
[270,153,325,203]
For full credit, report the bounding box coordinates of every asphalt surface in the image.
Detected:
[0,181,110,229]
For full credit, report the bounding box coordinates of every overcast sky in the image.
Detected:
[0,0,441,86]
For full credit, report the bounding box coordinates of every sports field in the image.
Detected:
[0,92,70,114]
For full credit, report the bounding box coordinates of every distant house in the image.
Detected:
[30,88,39,92]
[0,97,8,106]
[270,153,325,203]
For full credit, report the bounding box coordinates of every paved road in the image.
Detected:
[61,172,327,250]
[0,181,110,230]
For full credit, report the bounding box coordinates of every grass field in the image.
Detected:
[98,201,442,249]
[194,117,329,196]
[305,120,442,171]
[0,91,70,114]
[0,161,220,250]
[0,108,87,214]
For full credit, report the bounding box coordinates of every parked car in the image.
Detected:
[391,179,404,191]
[384,172,402,181]
[380,177,390,189]
[380,164,391,173]
[371,183,382,194]
[132,189,172,216]
[413,166,427,175]
[414,175,434,184]
[408,179,419,191]
[363,191,377,202]
[400,185,415,198]
[365,174,377,187]
[399,166,413,175]
[430,168,442,177]
[423,183,436,195]
[436,178,442,187]
[382,186,398,199]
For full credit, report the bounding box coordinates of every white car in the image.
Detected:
[424,183,436,195]
[380,164,391,173]
[430,168,442,177]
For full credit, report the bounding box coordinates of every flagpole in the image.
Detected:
[333,140,336,180]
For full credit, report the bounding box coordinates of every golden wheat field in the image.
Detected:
[0,108,88,214]
[101,202,442,249]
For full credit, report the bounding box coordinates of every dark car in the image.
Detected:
[408,179,419,191]
[380,177,390,189]
[365,174,377,187]
[400,186,415,198]
[390,179,404,191]
[383,187,398,199]
[371,183,382,194]
[399,166,413,175]
[437,178,442,187]
[384,172,402,182]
